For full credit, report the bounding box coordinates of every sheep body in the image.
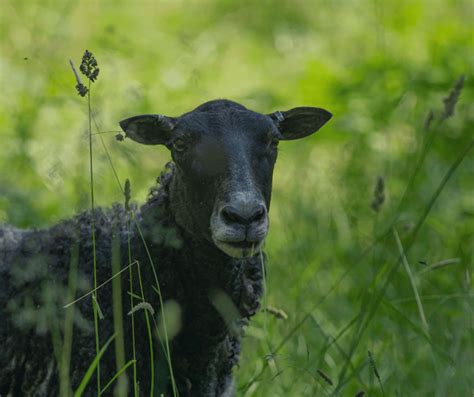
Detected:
[0,164,263,396]
[1,98,332,396]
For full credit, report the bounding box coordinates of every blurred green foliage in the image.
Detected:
[0,0,472,395]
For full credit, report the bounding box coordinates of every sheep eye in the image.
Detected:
[173,138,187,152]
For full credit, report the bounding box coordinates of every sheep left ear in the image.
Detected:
[119,114,177,145]
[268,107,332,140]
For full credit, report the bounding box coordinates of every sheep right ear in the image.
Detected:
[119,114,177,145]
[268,107,332,140]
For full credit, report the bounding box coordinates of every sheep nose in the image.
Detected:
[220,204,266,226]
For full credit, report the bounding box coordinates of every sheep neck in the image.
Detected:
[137,166,247,294]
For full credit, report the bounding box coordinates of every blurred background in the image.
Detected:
[0,0,473,395]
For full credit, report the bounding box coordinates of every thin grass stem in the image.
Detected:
[418,258,461,275]
[135,260,155,396]
[92,115,124,193]
[91,122,169,395]
[60,244,79,397]
[332,139,474,395]
[85,77,101,394]
[127,219,138,396]
[100,360,136,396]
[74,334,116,397]
[134,223,178,396]
[63,261,138,309]
[393,227,428,332]
[112,234,127,396]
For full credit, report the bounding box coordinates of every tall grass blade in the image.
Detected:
[87,72,100,395]
[92,293,105,320]
[74,333,116,397]
[332,139,474,394]
[418,258,461,275]
[135,259,156,396]
[393,227,428,331]
[241,263,356,392]
[90,127,163,395]
[63,261,138,309]
[59,244,79,397]
[112,234,128,396]
[127,217,139,396]
[135,222,178,396]
[100,360,136,396]
[381,298,453,363]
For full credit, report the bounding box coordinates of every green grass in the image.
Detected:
[1,1,473,395]
[65,51,179,396]
[74,334,116,397]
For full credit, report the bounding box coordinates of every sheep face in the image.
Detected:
[120,99,331,258]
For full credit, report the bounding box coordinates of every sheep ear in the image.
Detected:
[119,114,177,145]
[268,107,332,140]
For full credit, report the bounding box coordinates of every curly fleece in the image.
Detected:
[0,163,263,397]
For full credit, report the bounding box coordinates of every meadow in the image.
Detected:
[1,1,473,395]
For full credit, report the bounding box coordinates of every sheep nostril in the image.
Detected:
[220,205,266,226]
[252,205,266,222]
[221,206,244,225]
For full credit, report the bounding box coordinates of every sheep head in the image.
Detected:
[119,99,331,258]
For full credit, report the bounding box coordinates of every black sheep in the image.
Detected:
[0,99,331,396]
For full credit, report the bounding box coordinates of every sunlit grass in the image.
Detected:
[238,77,472,396]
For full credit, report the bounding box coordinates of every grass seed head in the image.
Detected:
[80,49,100,83]
[371,176,385,213]
[75,83,88,97]
[124,179,131,212]
[423,110,435,131]
[115,133,125,142]
[441,75,464,120]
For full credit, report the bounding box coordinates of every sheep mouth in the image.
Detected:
[213,239,264,258]
[226,240,258,248]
